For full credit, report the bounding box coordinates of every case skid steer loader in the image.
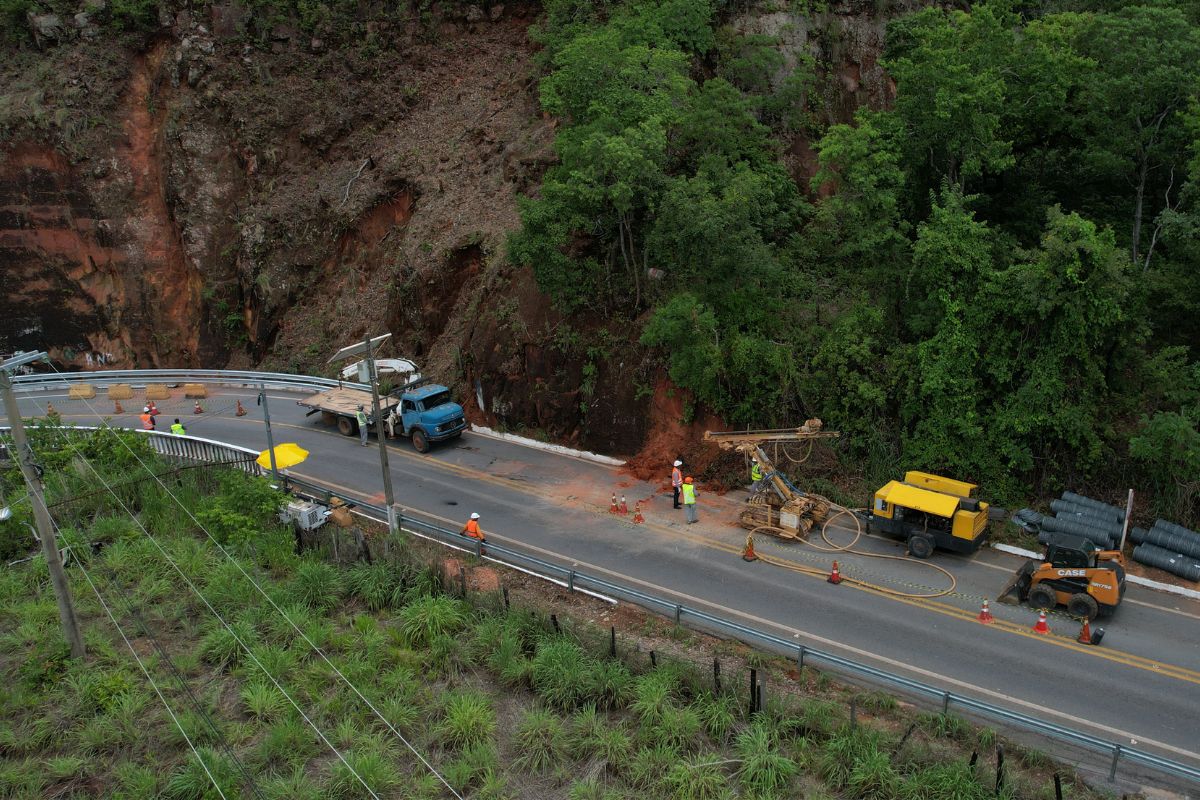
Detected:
[998,532,1126,620]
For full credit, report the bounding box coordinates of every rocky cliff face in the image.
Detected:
[0,0,911,454]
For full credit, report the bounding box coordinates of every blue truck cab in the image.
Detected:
[387,382,467,452]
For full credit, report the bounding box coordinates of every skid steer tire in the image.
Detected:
[1028,583,1057,612]
[908,535,934,559]
[1067,593,1099,621]
[337,416,356,437]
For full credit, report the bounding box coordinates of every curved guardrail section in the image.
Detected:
[2,420,1198,789]
[10,368,368,393]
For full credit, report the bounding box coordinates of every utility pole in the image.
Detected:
[364,335,398,535]
[257,384,279,481]
[0,352,85,659]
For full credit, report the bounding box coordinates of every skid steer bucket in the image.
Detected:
[997,560,1036,605]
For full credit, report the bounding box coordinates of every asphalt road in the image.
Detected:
[14,386,1200,789]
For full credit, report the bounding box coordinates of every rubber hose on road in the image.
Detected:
[749,505,958,600]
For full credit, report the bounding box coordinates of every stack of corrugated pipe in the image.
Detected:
[1034,491,1125,549]
[1130,520,1200,582]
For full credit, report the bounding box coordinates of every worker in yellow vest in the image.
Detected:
[750,458,768,494]
[356,405,369,446]
[682,477,698,524]
[170,419,187,436]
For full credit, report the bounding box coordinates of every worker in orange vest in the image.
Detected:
[139,407,155,431]
[671,459,683,509]
[460,512,486,542]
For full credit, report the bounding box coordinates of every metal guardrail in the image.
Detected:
[5,421,1199,789]
[284,479,1200,790]
[10,368,368,394]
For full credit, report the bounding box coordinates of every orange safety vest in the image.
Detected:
[140,413,154,430]
[671,467,682,487]
[463,520,484,540]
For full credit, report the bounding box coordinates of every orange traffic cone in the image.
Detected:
[827,561,842,585]
[610,494,619,513]
[742,532,758,562]
[977,599,994,624]
[147,401,159,416]
[193,401,204,414]
[632,503,644,524]
[1032,610,1051,635]
[1076,618,1093,645]
[619,496,628,514]
[114,400,124,414]
[235,399,247,417]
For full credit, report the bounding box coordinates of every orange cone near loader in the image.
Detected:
[610,493,619,513]
[742,532,758,562]
[193,401,204,414]
[1077,618,1094,645]
[828,561,842,584]
[1032,610,1051,634]
[619,496,629,514]
[632,503,644,524]
[977,599,994,624]
[114,400,124,414]
[236,399,247,416]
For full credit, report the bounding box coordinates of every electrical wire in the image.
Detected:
[37,365,463,800]
[73,556,230,800]
[32,418,381,800]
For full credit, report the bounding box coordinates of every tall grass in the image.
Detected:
[436,690,497,750]
[290,560,344,611]
[531,638,594,710]
[399,595,469,647]
[735,722,798,796]
[665,754,732,800]
[513,707,566,774]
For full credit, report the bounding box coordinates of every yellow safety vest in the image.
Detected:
[682,484,696,504]
[751,463,763,481]
[170,423,186,435]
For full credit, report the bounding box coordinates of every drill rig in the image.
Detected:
[703,421,841,540]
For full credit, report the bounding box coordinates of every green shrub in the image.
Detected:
[513,708,566,774]
[289,561,343,611]
[241,681,286,721]
[530,638,594,710]
[695,691,738,742]
[164,746,239,799]
[735,722,798,796]
[819,727,887,790]
[630,670,678,726]
[487,631,531,687]
[665,754,732,800]
[346,562,407,610]
[327,748,401,799]
[198,620,258,671]
[436,690,496,750]
[901,761,987,800]
[258,718,318,769]
[399,595,469,647]
[443,740,498,793]
[590,658,634,709]
[625,742,678,791]
[262,766,323,800]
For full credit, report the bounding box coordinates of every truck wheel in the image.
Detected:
[908,534,934,559]
[411,429,430,453]
[337,416,356,437]
[1067,593,1099,621]
[1028,583,1057,611]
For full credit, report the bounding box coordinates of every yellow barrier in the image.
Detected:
[144,384,170,400]
[107,383,134,400]
[68,383,96,400]
[183,383,208,398]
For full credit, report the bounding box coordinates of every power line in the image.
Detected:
[73,556,229,800]
[77,536,269,800]
[38,366,464,800]
[32,417,382,800]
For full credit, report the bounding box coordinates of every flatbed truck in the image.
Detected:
[296,380,467,452]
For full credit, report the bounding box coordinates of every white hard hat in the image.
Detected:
[673,460,682,467]
[143,406,150,412]
[470,512,480,520]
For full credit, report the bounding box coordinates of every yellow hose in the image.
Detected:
[749,501,958,599]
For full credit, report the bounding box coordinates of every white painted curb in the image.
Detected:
[469,425,625,467]
[992,543,1200,601]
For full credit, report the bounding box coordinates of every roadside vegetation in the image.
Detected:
[510,0,1200,524]
[2,427,1109,798]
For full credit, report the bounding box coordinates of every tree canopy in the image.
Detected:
[510,0,1200,521]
